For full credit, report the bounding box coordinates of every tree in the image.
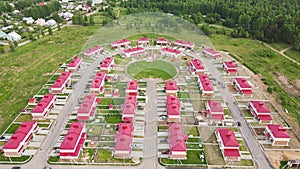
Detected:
[87,0,92,7]
[9,41,15,52]
[29,33,35,41]
[0,46,5,54]
[57,24,61,31]
[48,27,53,35]
[84,15,88,22]
[89,16,95,25]
[13,41,18,47]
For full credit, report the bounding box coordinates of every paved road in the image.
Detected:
[196,52,273,169]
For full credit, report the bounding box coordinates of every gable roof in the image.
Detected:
[206,100,224,112]
[126,80,138,91]
[165,81,178,90]
[216,128,239,147]
[60,122,85,150]
[31,94,56,113]
[168,124,187,152]
[190,59,204,70]
[199,75,214,91]
[100,57,114,68]
[234,78,251,89]
[90,72,106,88]
[249,101,270,113]
[68,57,82,68]
[51,72,72,88]
[267,124,290,138]
[116,123,133,137]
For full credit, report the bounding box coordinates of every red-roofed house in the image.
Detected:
[77,95,99,121]
[31,94,56,120]
[60,122,86,159]
[215,128,240,161]
[122,47,144,57]
[161,47,183,58]
[233,78,253,97]
[166,96,181,123]
[223,61,237,75]
[248,101,272,124]
[264,124,291,146]
[50,72,72,94]
[174,40,195,50]
[203,48,222,60]
[116,123,133,137]
[90,72,106,94]
[67,57,83,73]
[2,122,38,157]
[138,38,149,46]
[121,95,137,123]
[125,81,138,95]
[206,100,224,124]
[157,38,169,46]
[84,46,104,57]
[100,57,115,73]
[114,133,133,159]
[28,98,36,105]
[198,75,214,97]
[111,39,131,48]
[165,81,178,96]
[168,123,187,159]
[188,59,205,75]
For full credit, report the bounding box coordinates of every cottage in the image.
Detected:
[2,122,38,157]
[188,59,205,75]
[31,94,56,120]
[165,81,178,96]
[7,31,21,41]
[23,17,35,24]
[233,78,253,97]
[160,47,183,58]
[35,18,46,26]
[198,75,214,97]
[223,61,237,75]
[66,57,83,73]
[84,46,104,57]
[206,100,224,124]
[46,19,57,27]
[138,38,149,46]
[168,123,187,159]
[113,123,133,158]
[264,124,291,146]
[60,122,86,159]
[215,128,240,161]
[90,72,106,94]
[121,95,137,123]
[111,39,131,48]
[248,101,272,124]
[125,81,138,96]
[50,72,72,94]
[174,39,195,50]
[77,95,99,121]
[203,48,222,60]
[166,96,181,123]
[100,57,114,73]
[122,47,144,57]
[156,37,169,46]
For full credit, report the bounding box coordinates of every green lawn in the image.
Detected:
[284,48,300,63]
[209,34,300,126]
[160,150,207,165]
[0,153,31,163]
[268,42,290,52]
[127,60,177,80]
[5,124,20,134]
[105,115,122,123]
[0,25,99,134]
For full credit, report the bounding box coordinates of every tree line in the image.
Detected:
[23,1,61,20]
[121,0,300,50]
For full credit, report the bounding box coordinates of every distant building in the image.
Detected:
[188,59,205,75]
[35,18,46,26]
[113,123,133,158]
[198,75,214,97]
[125,81,138,96]
[50,72,72,94]
[0,30,7,39]
[111,39,131,48]
[23,17,35,24]
[46,19,57,27]
[166,95,181,123]
[7,31,21,41]
[264,124,291,146]
[31,94,56,120]
[156,37,169,46]
[138,38,149,46]
[174,39,195,50]
[84,46,103,57]
[160,47,183,58]
[223,61,237,75]
[168,123,187,159]
[121,95,137,123]
[165,81,178,96]
[2,122,38,157]
[122,47,144,57]
[59,122,86,159]
[215,128,240,161]
[233,78,253,97]
[248,101,272,124]
[77,94,99,121]
[66,57,83,73]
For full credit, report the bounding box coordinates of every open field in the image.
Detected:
[127,60,178,80]
[0,25,99,134]
[209,34,300,129]
[284,48,300,63]
[268,42,290,52]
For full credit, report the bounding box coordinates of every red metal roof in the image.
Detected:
[3,122,37,150]
[216,128,239,147]
[111,39,130,46]
[223,61,237,69]
[138,38,149,42]
[174,39,195,48]
[124,95,137,107]
[258,114,272,121]
[190,59,204,70]
[114,133,132,151]
[116,123,133,137]
[51,72,72,88]
[249,101,270,113]
[126,80,138,91]
[167,104,180,116]
[203,48,220,55]
[157,37,168,43]
[206,100,224,113]
[60,122,85,150]
[31,94,56,113]
[77,94,97,120]
[84,46,103,54]
[166,96,180,106]
[161,47,182,55]
[199,75,214,91]
[224,149,240,157]
[123,46,144,54]
[211,114,225,121]
[122,103,135,115]
[68,57,82,68]
[267,124,291,138]
[100,57,114,68]
[90,72,106,89]
[234,78,251,89]
[165,81,178,91]
[168,124,187,152]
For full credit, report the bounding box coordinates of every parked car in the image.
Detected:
[12,166,21,169]
[44,166,52,169]
[237,121,241,127]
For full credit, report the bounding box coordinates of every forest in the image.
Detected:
[120,0,300,50]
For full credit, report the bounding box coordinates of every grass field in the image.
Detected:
[284,48,300,63]
[160,150,207,165]
[268,42,290,52]
[127,60,178,80]
[0,25,99,134]
[209,34,300,126]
